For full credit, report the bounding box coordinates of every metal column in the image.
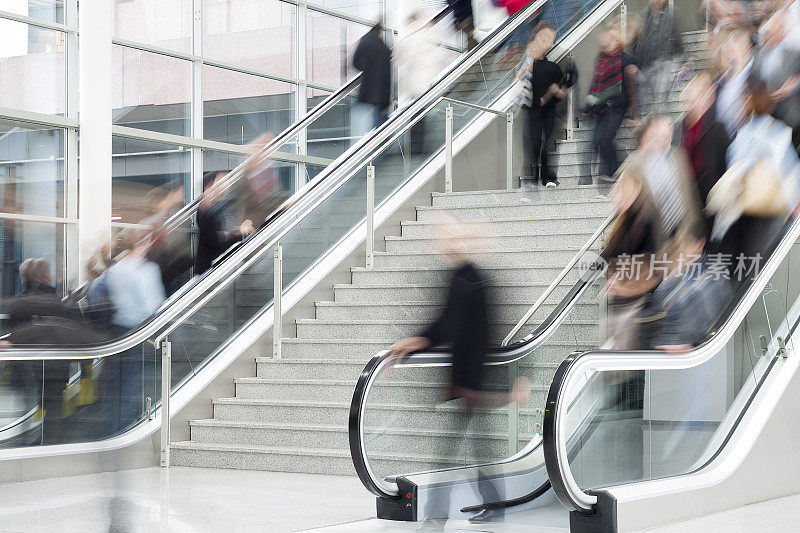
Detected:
[508,360,520,455]
[506,112,514,189]
[160,339,172,468]
[445,104,453,193]
[273,245,283,359]
[366,164,375,269]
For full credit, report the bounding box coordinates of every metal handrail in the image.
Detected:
[0,0,544,362]
[543,214,800,514]
[502,214,614,346]
[441,96,508,115]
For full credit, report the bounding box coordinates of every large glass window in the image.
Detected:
[0,220,66,304]
[306,9,370,87]
[1,0,65,24]
[310,0,383,20]
[112,45,192,136]
[114,0,192,53]
[0,119,65,219]
[112,136,190,224]
[203,65,296,146]
[202,0,296,78]
[0,20,66,116]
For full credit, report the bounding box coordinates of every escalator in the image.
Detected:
[0,0,609,460]
[350,192,800,530]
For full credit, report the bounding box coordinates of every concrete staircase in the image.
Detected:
[170,30,707,475]
[171,185,607,475]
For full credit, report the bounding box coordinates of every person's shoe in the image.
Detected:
[545,180,558,188]
[469,508,503,523]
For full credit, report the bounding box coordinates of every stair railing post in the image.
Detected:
[508,360,520,455]
[160,338,172,468]
[620,3,628,48]
[273,244,283,359]
[567,87,575,140]
[445,103,453,193]
[366,164,375,269]
[506,111,514,189]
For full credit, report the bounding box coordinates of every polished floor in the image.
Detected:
[1,466,800,532]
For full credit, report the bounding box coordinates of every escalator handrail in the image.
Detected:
[0,1,545,362]
[503,214,615,346]
[542,214,800,514]
[348,220,611,499]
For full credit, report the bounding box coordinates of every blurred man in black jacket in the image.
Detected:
[195,172,254,275]
[353,20,392,129]
[388,217,530,523]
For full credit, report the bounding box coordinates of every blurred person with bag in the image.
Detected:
[514,21,565,186]
[601,115,704,350]
[708,78,800,273]
[582,27,640,185]
[104,230,167,430]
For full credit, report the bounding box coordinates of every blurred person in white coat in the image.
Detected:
[395,11,446,155]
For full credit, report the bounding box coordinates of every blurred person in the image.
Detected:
[242,133,290,225]
[753,12,800,148]
[84,244,116,334]
[395,12,446,154]
[715,30,755,136]
[104,229,166,429]
[681,72,732,240]
[141,185,194,293]
[195,172,255,276]
[602,115,703,350]
[709,78,800,274]
[6,259,70,331]
[498,0,535,58]
[514,21,565,187]
[388,217,530,523]
[353,20,392,129]
[448,0,478,50]
[582,27,640,185]
[635,0,684,111]
[648,232,733,351]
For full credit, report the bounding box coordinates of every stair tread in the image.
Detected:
[188,418,538,439]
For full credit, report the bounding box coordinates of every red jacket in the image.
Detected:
[502,0,530,15]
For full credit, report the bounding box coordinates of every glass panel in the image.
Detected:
[564,240,800,492]
[305,84,362,160]
[0,220,66,317]
[202,0,296,78]
[0,119,65,218]
[111,136,191,224]
[114,0,192,53]
[0,20,66,116]
[306,8,370,87]
[1,0,65,24]
[203,65,296,146]
[112,45,192,136]
[310,0,383,20]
